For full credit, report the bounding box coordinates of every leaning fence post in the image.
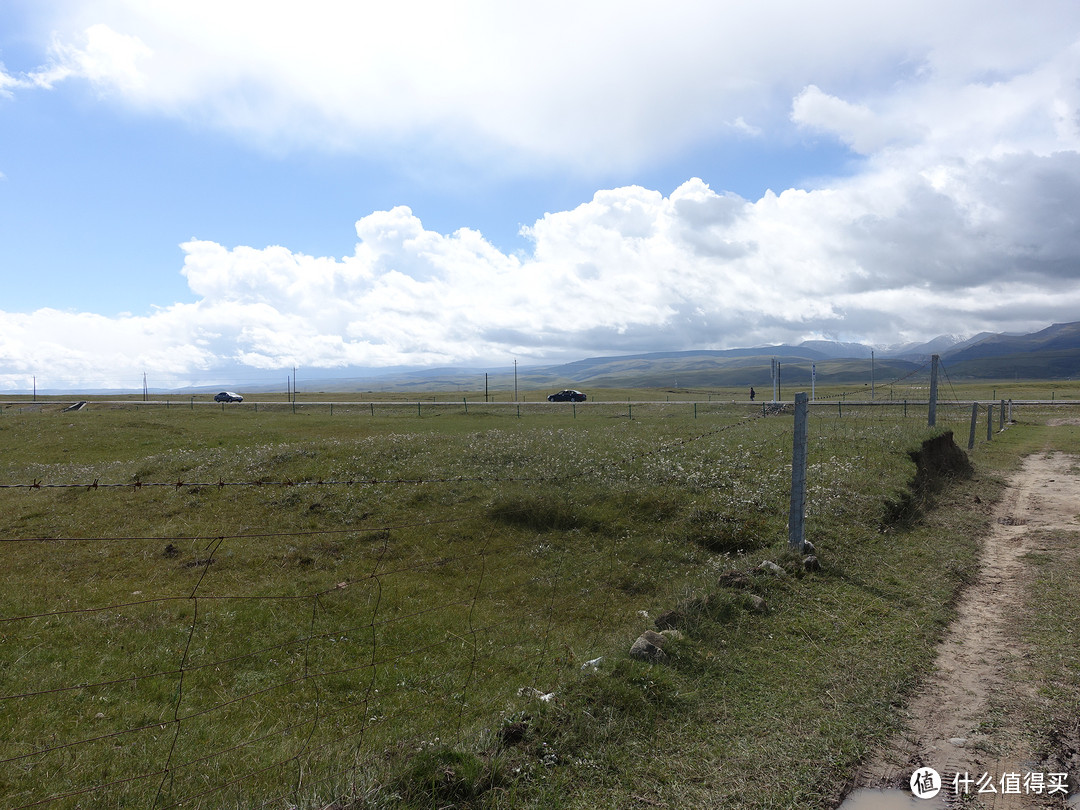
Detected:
[999,399,1005,432]
[968,402,979,449]
[788,392,809,552]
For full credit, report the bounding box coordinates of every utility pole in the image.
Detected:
[143,372,148,401]
[871,350,875,401]
[514,359,518,402]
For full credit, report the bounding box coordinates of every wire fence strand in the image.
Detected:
[0,386,1014,808]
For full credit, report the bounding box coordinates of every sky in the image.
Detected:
[2,1,1080,391]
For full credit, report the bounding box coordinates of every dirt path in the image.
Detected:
[854,451,1080,807]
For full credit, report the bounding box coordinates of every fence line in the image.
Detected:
[0,385,1026,808]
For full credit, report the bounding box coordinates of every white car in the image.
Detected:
[214,391,243,402]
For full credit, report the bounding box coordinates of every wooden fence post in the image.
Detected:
[928,354,939,427]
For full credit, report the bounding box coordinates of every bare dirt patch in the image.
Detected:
[853,451,1080,807]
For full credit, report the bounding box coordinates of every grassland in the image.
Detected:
[0,391,1076,808]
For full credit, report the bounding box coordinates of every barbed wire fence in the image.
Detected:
[0,372,1022,808]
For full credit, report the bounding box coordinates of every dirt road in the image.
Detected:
[854,450,1080,807]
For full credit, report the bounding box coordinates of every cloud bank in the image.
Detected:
[5,158,1080,388]
[11,1,1078,169]
[2,2,1080,388]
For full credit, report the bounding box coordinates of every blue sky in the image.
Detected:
[3,1,1080,390]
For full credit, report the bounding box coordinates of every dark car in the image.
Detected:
[547,389,587,402]
[214,391,244,402]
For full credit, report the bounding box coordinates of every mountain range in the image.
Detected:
[18,322,1080,395]
[290,321,1080,393]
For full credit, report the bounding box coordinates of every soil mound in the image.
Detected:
[909,430,973,493]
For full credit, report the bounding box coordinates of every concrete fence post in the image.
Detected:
[788,392,809,553]
[968,402,979,449]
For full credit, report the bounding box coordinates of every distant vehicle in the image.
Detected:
[547,389,587,402]
[214,391,244,402]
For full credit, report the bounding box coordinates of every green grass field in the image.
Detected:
[1,391,1076,808]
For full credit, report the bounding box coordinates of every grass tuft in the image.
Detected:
[392,748,502,808]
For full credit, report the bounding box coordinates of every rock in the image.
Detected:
[629,630,668,662]
[758,560,785,576]
[581,656,603,670]
[803,555,821,572]
[801,540,816,556]
[659,629,683,641]
[748,595,768,614]
[948,737,967,748]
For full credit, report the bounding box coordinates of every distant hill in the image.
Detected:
[940,322,1080,378]
[27,322,1076,395]
[247,322,1080,394]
